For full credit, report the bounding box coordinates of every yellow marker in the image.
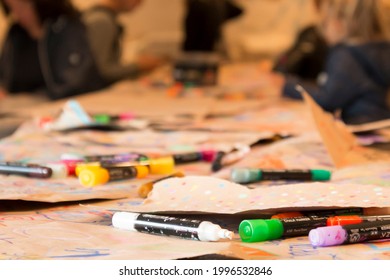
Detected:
[79,165,149,187]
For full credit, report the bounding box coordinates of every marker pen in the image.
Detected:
[309,221,390,247]
[327,215,390,226]
[78,165,149,187]
[137,171,185,198]
[239,216,329,242]
[0,162,52,179]
[211,145,250,172]
[172,150,217,164]
[75,155,175,177]
[84,153,148,164]
[271,208,364,219]
[112,212,234,242]
[93,112,135,124]
[231,168,331,184]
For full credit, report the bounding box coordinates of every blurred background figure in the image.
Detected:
[83,0,163,85]
[182,0,243,53]
[0,0,106,101]
[280,0,390,124]
[273,0,328,82]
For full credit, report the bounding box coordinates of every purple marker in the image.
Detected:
[309,221,390,247]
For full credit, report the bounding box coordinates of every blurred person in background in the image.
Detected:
[83,0,163,85]
[0,0,106,101]
[182,0,243,53]
[268,0,390,125]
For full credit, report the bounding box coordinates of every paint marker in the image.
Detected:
[271,208,365,219]
[0,162,52,179]
[137,171,185,198]
[309,221,390,247]
[93,112,135,124]
[327,215,390,226]
[78,165,149,187]
[239,216,329,242]
[75,156,175,177]
[85,153,148,164]
[112,212,233,242]
[211,145,250,172]
[172,150,217,164]
[231,168,331,184]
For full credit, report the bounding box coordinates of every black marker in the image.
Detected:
[112,212,233,242]
[0,162,52,178]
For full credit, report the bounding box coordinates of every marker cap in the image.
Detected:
[326,216,362,226]
[231,169,261,184]
[311,169,331,181]
[148,157,175,175]
[46,163,68,179]
[239,219,284,242]
[93,114,111,124]
[75,163,101,177]
[112,212,140,231]
[135,165,149,178]
[309,226,346,247]
[79,167,109,187]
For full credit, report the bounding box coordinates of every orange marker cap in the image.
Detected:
[326,215,363,226]
[147,156,175,175]
[271,212,303,219]
[79,167,109,187]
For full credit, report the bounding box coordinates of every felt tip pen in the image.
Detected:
[172,150,217,164]
[75,156,175,177]
[78,165,149,187]
[211,145,250,172]
[309,221,390,247]
[231,168,331,184]
[239,216,329,242]
[0,162,52,179]
[93,112,135,124]
[271,208,365,219]
[85,153,148,164]
[327,215,390,226]
[112,212,234,242]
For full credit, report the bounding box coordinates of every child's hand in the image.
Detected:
[136,54,165,72]
[0,88,8,100]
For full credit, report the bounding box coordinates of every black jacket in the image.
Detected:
[0,16,107,100]
[284,41,390,124]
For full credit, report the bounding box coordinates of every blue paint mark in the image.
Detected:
[366,243,390,252]
[50,248,110,259]
[289,243,318,257]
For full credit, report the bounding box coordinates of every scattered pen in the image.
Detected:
[0,162,52,179]
[309,220,390,247]
[231,168,331,184]
[112,212,234,242]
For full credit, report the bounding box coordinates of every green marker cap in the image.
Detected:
[94,114,111,124]
[310,169,332,181]
[239,219,284,243]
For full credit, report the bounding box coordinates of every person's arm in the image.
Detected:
[283,46,374,113]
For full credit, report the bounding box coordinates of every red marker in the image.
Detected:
[327,215,390,226]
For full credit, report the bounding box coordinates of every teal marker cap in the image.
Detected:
[311,169,331,181]
[231,168,262,184]
[239,219,284,242]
